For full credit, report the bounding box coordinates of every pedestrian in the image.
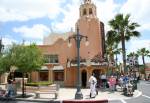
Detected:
[101,74,107,89]
[109,75,116,91]
[12,78,17,95]
[89,74,97,98]
[123,75,129,87]
[119,75,124,91]
[5,79,14,97]
[126,80,133,96]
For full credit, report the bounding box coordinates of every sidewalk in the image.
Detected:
[0,87,140,102]
[0,83,142,102]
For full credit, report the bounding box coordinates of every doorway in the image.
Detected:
[82,70,87,88]
[39,70,48,81]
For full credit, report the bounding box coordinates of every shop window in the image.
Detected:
[44,54,59,63]
[39,71,48,81]
[54,71,64,81]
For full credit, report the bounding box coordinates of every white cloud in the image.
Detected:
[13,24,50,39]
[120,0,150,31]
[52,0,80,32]
[2,37,18,45]
[94,0,120,30]
[52,0,120,32]
[128,39,150,64]
[0,0,64,22]
[128,40,150,53]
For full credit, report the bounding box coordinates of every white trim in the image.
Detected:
[53,65,64,70]
[120,99,127,103]
[41,66,48,70]
[142,95,150,99]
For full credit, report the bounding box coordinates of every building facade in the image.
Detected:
[31,0,108,87]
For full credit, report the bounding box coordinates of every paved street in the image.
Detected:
[109,80,150,103]
[0,80,150,103]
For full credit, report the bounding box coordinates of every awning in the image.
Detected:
[41,66,48,70]
[53,65,64,70]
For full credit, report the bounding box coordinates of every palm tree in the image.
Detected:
[106,30,122,75]
[137,48,150,78]
[106,30,118,63]
[127,52,139,60]
[113,47,122,66]
[108,14,140,73]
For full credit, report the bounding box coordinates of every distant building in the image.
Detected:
[31,0,107,87]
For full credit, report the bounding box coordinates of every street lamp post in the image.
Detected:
[68,26,89,99]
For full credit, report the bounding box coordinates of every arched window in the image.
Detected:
[83,8,87,15]
[89,8,93,14]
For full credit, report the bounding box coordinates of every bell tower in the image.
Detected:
[84,0,91,3]
[80,0,97,18]
[76,0,105,59]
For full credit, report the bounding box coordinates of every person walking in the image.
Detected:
[89,74,97,98]
[119,75,124,91]
[109,76,116,91]
[12,78,17,96]
[101,74,107,89]
[5,79,14,97]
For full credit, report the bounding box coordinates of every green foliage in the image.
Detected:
[127,52,138,58]
[25,81,52,86]
[0,53,12,74]
[137,48,150,57]
[107,13,140,71]
[14,44,44,73]
[0,43,44,73]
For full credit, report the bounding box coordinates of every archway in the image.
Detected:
[81,70,87,88]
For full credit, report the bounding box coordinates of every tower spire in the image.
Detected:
[80,0,97,18]
[84,0,91,4]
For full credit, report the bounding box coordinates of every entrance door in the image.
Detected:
[39,71,48,81]
[82,70,87,88]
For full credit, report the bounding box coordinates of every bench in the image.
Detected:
[35,84,59,99]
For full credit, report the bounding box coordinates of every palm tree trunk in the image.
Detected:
[142,55,146,79]
[121,33,127,74]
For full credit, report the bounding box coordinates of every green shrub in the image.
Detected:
[26,81,52,86]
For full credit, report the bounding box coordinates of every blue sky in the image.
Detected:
[0,0,150,64]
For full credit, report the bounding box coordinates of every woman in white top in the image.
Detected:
[89,74,97,98]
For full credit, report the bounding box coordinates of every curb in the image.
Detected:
[62,100,108,103]
[0,97,108,103]
[108,90,142,101]
[0,97,60,103]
